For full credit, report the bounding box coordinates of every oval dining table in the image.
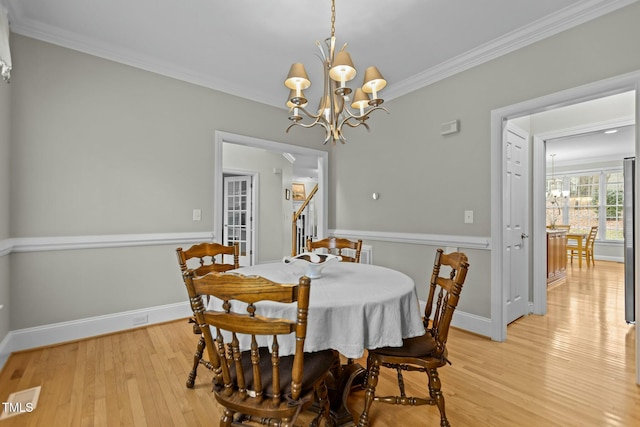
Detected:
[209,260,425,425]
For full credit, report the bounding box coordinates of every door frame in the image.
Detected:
[491,71,640,347]
[213,131,329,261]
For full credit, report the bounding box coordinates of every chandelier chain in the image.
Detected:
[331,0,336,38]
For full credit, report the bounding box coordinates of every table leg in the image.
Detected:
[311,358,366,427]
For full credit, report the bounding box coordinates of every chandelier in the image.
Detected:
[547,154,570,226]
[547,154,569,198]
[284,0,388,145]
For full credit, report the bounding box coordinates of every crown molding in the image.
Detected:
[385,0,639,101]
[4,8,277,107]
[5,0,637,108]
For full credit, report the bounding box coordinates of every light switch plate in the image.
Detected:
[464,210,474,224]
[192,209,202,221]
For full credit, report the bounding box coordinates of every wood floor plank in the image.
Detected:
[0,261,637,426]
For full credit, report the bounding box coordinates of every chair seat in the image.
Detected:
[215,347,336,397]
[370,333,437,358]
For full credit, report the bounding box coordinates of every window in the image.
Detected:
[546,169,624,241]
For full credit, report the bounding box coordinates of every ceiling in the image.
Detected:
[2,0,636,110]
[547,124,635,167]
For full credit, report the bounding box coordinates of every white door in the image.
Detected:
[223,175,253,266]
[504,122,530,324]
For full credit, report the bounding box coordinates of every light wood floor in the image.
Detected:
[0,261,638,426]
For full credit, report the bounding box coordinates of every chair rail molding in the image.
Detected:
[7,231,215,253]
[0,237,13,256]
[330,229,491,250]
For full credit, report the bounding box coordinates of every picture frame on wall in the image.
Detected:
[292,183,306,201]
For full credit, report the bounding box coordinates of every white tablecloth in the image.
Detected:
[207,261,425,359]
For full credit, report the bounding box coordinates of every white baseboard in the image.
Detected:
[450,311,492,337]
[418,299,491,337]
[0,332,11,370]
[0,301,192,371]
[0,299,491,372]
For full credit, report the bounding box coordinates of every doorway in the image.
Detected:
[491,71,640,347]
[213,131,329,263]
[513,92,636,315]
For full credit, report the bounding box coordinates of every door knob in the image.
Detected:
[521,233,529,239]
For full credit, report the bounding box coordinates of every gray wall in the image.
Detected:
[7,34,326,330]
[4,2,640,330]
[327,2,640,317]
[0,71,9,342]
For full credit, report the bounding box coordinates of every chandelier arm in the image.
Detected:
[340,118,366,129]
[286,121,333,145]
[286,113,333,143]
[295,105,324,121]
[315,40,327,63]
[342,105,389,121]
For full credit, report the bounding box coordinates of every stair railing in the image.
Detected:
[291,184,318,256]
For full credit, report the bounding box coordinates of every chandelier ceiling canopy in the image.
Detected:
[284,0,388,145]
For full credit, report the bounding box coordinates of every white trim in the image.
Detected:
[1,302,192,364]
[0,333,10,370]
[450,311,492,338]
[418,300,491,338]
[6,232,213,253]
[532,137,547,315]
[0,237,12,256]
[330,229,490,250]
[0,229,487,256]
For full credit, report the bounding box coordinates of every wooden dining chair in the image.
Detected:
[182,270,336,427]
[568,225,598,267]
[357,249,470,427]
[176,242,239,388]
[306,236,363,263]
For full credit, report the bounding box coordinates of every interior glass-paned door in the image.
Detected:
[223,175,252,266]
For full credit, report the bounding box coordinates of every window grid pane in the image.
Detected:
[567,174,599,235]
[547,170,625,241]
[605,172,624,240]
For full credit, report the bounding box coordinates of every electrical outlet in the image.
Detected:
[132,315,148,326]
